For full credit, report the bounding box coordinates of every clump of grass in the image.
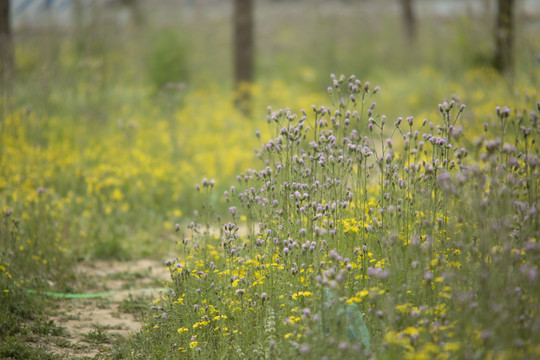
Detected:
[123,74,539,359]
[82,327,112,344]
[0,338,57,360]
[118,294,151,316]
[28,319,68,337]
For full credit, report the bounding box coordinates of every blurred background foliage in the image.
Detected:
[1,0,539,261]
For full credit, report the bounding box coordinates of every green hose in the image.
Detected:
[26,287,170,299]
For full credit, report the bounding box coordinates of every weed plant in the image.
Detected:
[126,75,539,359]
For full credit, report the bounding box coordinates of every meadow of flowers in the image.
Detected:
[0,41,327,355]
[2,70,540,359]
[1,2,540,359]
[114,74,539,359]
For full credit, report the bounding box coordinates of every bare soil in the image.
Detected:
[46,259,170,359]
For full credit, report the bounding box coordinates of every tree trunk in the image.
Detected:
[233,0,254,114]
[494,0,515,74]
[400,0,416,44]
[0,0,13,89]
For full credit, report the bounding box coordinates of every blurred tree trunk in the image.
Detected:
[0,0,13,89]
[400,0,416,44]
[494,0,515,74]
[233,0,254,114]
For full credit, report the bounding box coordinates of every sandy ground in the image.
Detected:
[47,259,170,359]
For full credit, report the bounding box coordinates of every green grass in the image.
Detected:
[0,338,57,360]
[118,295,152,316]
[29,320,68,337]
[81,328,113,345]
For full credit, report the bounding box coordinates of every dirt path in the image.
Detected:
[47,259,170,359]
